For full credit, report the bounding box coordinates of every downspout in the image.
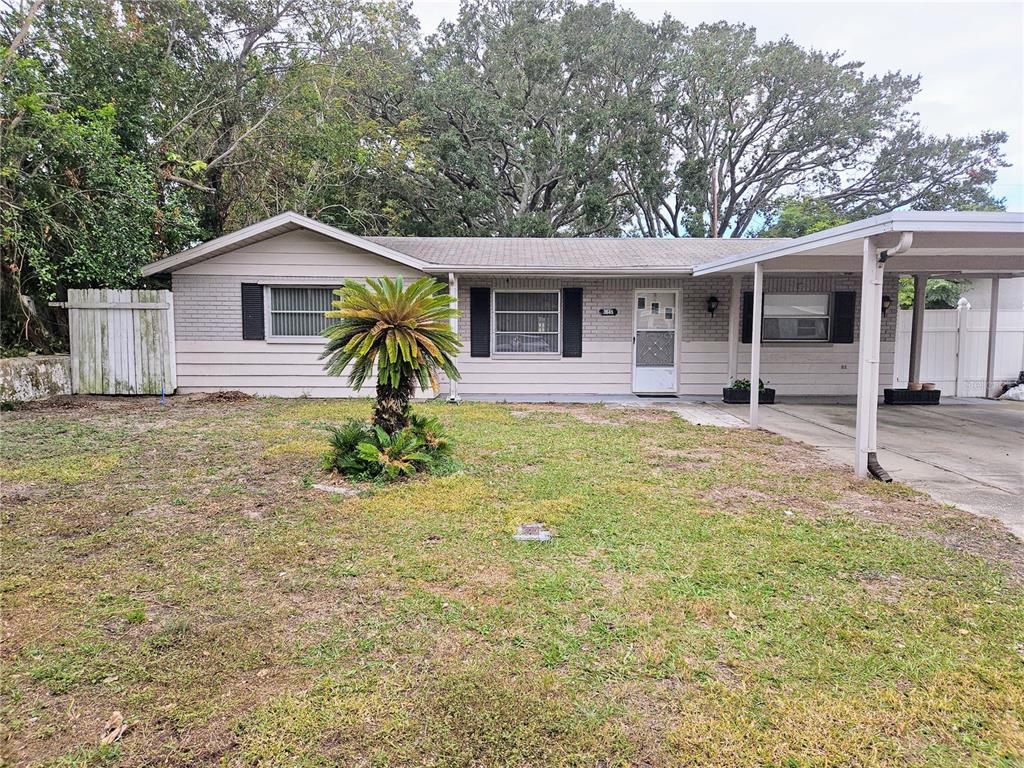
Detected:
[447,271,461,404]
[868,231,913,482]
[876,231,914,264]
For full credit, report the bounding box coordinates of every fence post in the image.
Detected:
[954,297,970,397]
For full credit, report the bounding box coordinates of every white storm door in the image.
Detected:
[632,291,678,393]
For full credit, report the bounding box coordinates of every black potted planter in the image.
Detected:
[883,388,941,405]
[722,386,776,404]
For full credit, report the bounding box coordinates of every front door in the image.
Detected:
[632,290,678,394]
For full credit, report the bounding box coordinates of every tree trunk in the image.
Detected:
[0,268,62,353]
[373,378,415,434]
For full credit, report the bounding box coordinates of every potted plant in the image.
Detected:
[723,378,776,404]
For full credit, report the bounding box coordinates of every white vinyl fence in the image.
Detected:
[893,308,1024,397]
[67,288,176,395]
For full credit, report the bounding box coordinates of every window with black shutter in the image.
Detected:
[469,287,491,357]
[831,291,856,343]
[562,287,583,357]
[241,283,265,340]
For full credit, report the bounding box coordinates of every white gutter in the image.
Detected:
[418,266,700,276]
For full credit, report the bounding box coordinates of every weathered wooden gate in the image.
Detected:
[67,289,176,395]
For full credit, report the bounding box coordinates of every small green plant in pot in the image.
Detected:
[723,378,775,404]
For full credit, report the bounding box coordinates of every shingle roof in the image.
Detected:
[141,211,791,277]
[367,236,784,270]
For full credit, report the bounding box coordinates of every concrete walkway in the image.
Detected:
[720,399,1024,539]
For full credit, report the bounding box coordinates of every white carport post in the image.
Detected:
[854,237,884,477]
[727,273,742,384]
[748,263,764,428]
[907,274,927,385]
[447,271,460,402]
[985,277,1001,397]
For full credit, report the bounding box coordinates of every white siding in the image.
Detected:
[455,274,898,397]
[172,230,426,396]
[677,341,897,396]
[170,229,899,398]
[174,229,426,279]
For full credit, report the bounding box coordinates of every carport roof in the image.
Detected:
[692,211,1024,276]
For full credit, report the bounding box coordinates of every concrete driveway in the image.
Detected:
[721,398,1024,539]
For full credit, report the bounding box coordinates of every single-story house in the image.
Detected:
[141,209,1024,477]
[142,210,913,399]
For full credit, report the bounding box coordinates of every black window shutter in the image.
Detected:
[469,287,490,357]
[832,291,856,343]
[562,287,583,357]
[241,283,265,340]
[741,291,754,344]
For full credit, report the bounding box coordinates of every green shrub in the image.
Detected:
[408,412,453,458]
[356,427,432,481]
[730,378,767,392]
[324,419,373,475]
[323,412,456,482]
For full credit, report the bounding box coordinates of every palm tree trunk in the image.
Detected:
[373,379,414,434]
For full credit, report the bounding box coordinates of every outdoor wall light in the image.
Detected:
[706,295,720,316]
[881,294,893,316]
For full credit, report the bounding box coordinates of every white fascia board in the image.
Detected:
[141,211,433,276]
[141,212,296,276]
[693,211,1024,276]
[420,265,698,276]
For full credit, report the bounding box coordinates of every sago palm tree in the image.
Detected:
[321,277,461,434]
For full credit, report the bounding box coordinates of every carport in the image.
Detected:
[694,211,1024,479]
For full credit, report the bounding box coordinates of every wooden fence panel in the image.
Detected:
[67,288,176,395]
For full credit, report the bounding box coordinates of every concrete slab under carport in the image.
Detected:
[720,398,1024,539]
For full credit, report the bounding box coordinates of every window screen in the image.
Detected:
[762,293,830,341]
[269,286,336,337]
[494,291,560,353]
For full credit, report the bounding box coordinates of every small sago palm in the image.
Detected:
[321,277,461,434]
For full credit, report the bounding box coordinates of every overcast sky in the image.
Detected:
[410,0,1024,211]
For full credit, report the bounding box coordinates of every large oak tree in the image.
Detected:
[1,0,1011,351]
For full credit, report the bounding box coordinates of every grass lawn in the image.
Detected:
[1,395,1022,767]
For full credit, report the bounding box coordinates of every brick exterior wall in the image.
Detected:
[172,274,243,340]
[173,273,357,341]
[172,266,900,397]
[453,273,899,396]
[456,273,898,348]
